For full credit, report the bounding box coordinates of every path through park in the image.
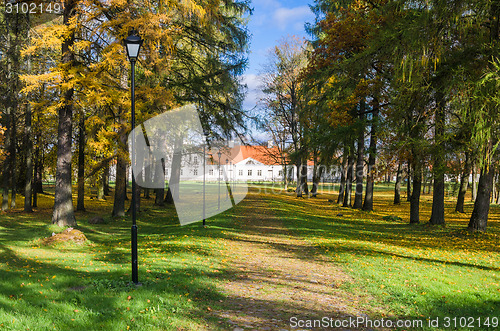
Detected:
[213,193,384,330]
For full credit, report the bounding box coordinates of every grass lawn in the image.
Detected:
[269,187,500,329]
[0,184,498,330]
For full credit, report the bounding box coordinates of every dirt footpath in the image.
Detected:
[213,193,384,330]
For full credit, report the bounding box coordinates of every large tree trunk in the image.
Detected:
[2,28,13,212]
[76,114,86,211]
[429,93,446,225]
[410,158,422,224]
[343,147,354,207]
[9,96,17,209]
[394,162,402,205]
[112,154,127,217]
[362,99,379,212]
[24,99,33,212]
[112,118,128,217]
[52,0,77,226]
[353,123,364,209]
[2,94,12,212]
[468,163,494,232]
[455,152,471,213]
[337,150,347,204]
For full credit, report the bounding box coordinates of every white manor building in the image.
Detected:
[172,142,340,183]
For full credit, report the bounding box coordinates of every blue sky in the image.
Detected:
[242,0,315,117]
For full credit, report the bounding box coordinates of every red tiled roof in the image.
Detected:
[207,145,316,166]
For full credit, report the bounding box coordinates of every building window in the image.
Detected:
[220,169,223,176]
[193,156,198,164]
[193,169,198,176]
[209,169,214,176]
[278,170,283,176]
[248,170,252,176]
[257,170,262,176]
[239,170,243,176]
[165,168,169,176]
[180,169,183,175]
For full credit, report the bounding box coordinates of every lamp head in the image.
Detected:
[124,32,143,61]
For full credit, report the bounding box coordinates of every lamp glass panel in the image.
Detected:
[127,43,141,58]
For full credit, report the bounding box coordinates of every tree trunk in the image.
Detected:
[300,157,309,195]
[468,163,494,232]
[112,153,127,217]
[410,157,422,224]
[51,0,77,227]
[165,137,183,204]
[143,152,152,199]
[353,123,364,209]
[2,93,11,212]
[394,162,402,205]
[282,155,288,190]
[24,99,33,212]
[9,94,17,209]
[97,171,105,200]
[112,115,128,217]
[32,140,40,208]
[337,150,347,204]
[429,92,446,225]
[311,152,322,198]
[103,165,110,196]
[362,99,379,212]
[343,147,354,207]
[295,158,303,197]
[471,164,477,201]
[455,152,471,213]
[406,162,412,202]
[491,171,497,203]
[154,157,165,206]
[76,114,85,211]
[496,174,500,204]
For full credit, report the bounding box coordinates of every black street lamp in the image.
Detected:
[124,31,143,285]
[203,130,209,227]
[217,151,222,210]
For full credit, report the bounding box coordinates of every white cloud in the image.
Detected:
[273,6,313,31]
[241,74,265,111]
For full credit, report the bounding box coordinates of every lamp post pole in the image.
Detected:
[230,161,233,195]
[124,31,143,285]
[225,159,229,199]
[217,151,222,210]
[130,57,139,285]
[203,130,209,227]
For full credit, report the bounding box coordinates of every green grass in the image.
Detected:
[268,189,500,329]
[0,193,241,330]
[1,185,499,330]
